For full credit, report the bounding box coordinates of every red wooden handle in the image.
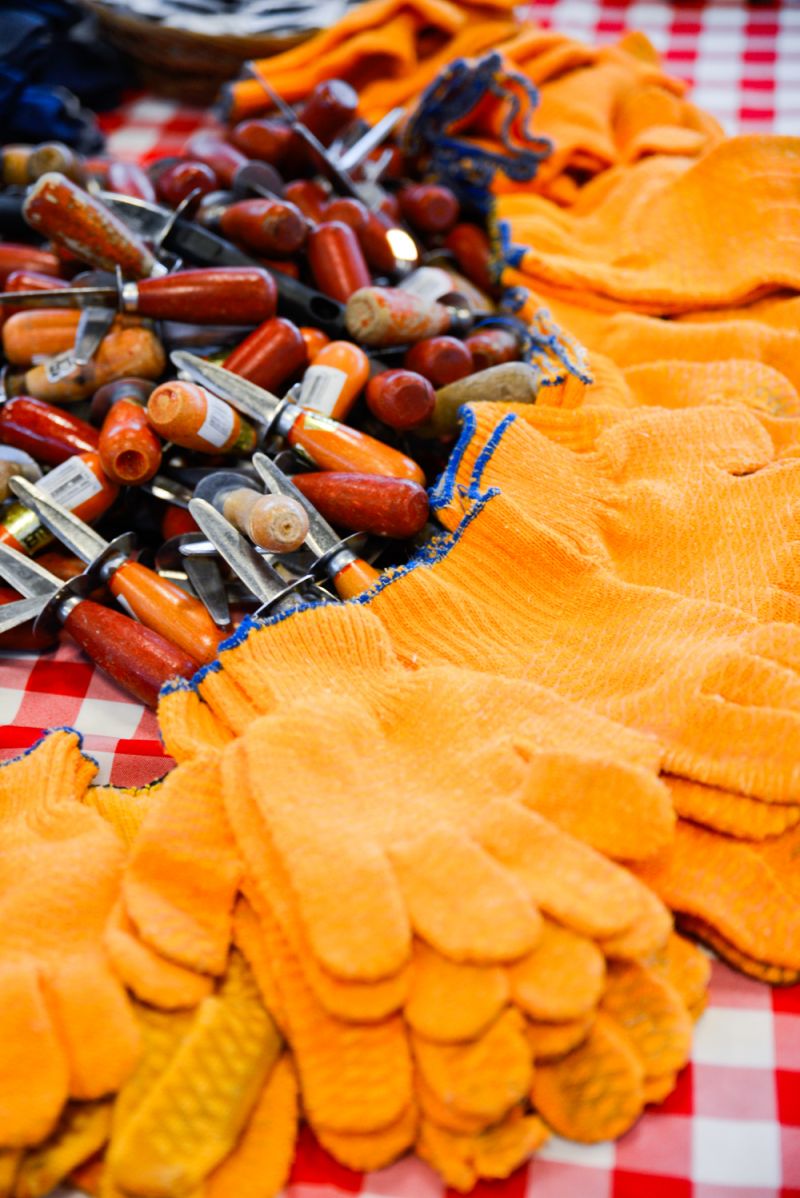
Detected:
[110,561,223,665]
[219,200,308,257]
[183,133,248,188]
[293,473,429,538]
[23,173,157,278]
[63,599,200,708]
[135,268,277,325]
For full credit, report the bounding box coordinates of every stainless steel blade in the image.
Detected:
[0,542,58,597]
[251,452,337,560]
[188,498,288,605]
[184,554,230,627]
[99,193,173,240]
[337,108,405,172]
[171,350,279,426]
[8,475,109,564]
[0,287,116,307]
[74,306,117,366]
[0,595,48,634]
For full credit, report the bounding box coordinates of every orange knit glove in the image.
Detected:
[440,400,800,624]
[497,136,800,312]
[366,482,800,804]
[0,732,139,1147]
[634,820,800,984]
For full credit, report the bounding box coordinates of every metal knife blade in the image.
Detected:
[184,554,230,627]
[74,306,117,366]
[336,108,406,173]
[171,350,280,427]
[0,542,58,597]
[251,451,339,561]
[0,287,117,308]
[188,498,288,605]
[0,595,48,634]
[8,475,108,563]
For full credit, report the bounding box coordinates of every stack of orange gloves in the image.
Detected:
[3,1,800,1195]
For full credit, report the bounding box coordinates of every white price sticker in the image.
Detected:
[299,364,348,416]
[197,392,235,448]
[40,456,103,511]
[44,351,80,384]
[399,267,452,303]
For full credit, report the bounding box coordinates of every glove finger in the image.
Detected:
[412,1008,533,1123]
[478,801,651,940]
[668,775,800,839]
[389,826,542,966]
[316,1103,418,1172]
[701,649,800,712]
[251,889,412,1135]
[601,962,693,1078]
[633,820,800,972]
[49,953,140,1100]
[14,1100,111,1198]
[158,684,236,764]
[516,751,674,860]
[417,1107,549,1193]
[205,1054,299,1198]
[226,733,410,984]
[84,783,157,846]
[644,932,711,1012]
[677,915,800,986]
[107,952,281,1198]
[124,754,241,976]
[671,691,800,804]
[104,901,213,1011]
[532,1012,645,1142]
[406,940,509,1043]
[508,918,605,1022]
[0,962,68,1146]
[598,883,672,961]
[525,1013,594,1061]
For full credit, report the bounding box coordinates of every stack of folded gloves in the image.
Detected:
[3,2,800,1195]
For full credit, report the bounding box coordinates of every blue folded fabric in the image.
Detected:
[0,0,129,150]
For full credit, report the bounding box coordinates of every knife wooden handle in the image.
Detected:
[332,558,381,600]
[345,287,455,347]
[293,473,429,539]
[109,561,223,666]
[24,172,158,278]
[62,599,199,707]
[135,268,277,324]
[285,408,425,484]
[0,244,62,287]
[183,133,248,189]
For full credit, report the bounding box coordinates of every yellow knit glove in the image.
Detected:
[0,732,139,1147]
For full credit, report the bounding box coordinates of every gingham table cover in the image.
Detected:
[2,1,799,1193]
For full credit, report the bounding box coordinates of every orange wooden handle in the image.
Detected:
[288,410,425,484]
[110,561,223,665]
[333,558,381,599]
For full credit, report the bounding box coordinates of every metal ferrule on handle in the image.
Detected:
[120,281,140,313]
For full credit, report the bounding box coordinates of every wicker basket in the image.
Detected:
[82,2,315,105]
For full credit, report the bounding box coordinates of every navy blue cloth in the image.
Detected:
[0,0,129,150]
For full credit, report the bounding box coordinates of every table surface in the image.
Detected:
[4,0,799,1194]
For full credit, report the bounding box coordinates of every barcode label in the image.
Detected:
[198,392,235,448]
[44,351,80,384]
[40,456,103,510]
[399,267,452,302]
[299,365,347,416]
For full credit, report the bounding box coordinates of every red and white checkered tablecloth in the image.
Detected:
[4,2,800,1195]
